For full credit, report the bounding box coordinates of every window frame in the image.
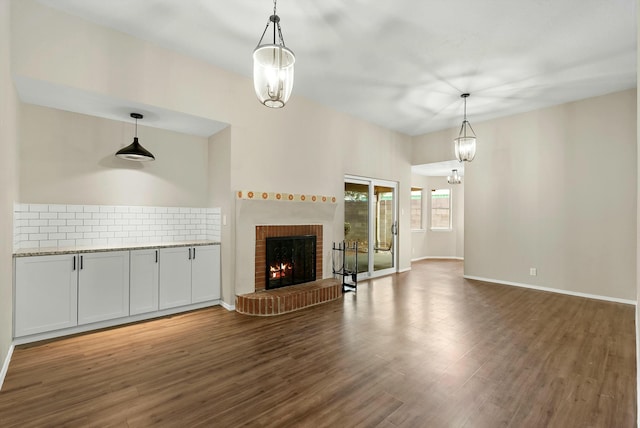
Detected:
[429,188,452,231]
[410,187,425,231]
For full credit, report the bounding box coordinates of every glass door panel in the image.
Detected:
[373,184,396,274]
[344,181,369,274]
[344,177,397,279]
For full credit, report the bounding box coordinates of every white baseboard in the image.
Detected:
[412,256,464,262]
[0,343,15,391]
[220,301,235,311]
[13,300,222,346]
[464,275,637,305]
[397,267,412,273]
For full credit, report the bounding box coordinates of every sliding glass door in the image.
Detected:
[344,176,397,279]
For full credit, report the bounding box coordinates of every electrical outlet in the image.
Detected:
[529,268,537,276]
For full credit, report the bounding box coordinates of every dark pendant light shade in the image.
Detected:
[116,113,155,161]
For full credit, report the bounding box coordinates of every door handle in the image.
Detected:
[188,248,192,260]
[192,247,196,259]
[80,255,83,270]
[73,256,76,271]
[391,221,398,235]
[155,250,158,263]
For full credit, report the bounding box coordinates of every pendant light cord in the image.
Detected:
[134,116,138,138]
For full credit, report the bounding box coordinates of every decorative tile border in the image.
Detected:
[236,191,336,204]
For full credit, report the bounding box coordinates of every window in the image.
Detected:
[430,188,451,230]
[410,188,423,230]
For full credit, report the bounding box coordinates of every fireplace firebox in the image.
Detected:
[265,235,316,290]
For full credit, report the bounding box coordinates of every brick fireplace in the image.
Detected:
[255,225,323,291]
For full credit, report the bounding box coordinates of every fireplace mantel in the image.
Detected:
[235,195,338,296]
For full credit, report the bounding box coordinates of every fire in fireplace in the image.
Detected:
[265,235,316,290]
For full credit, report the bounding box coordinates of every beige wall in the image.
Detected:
[0,0,18,379]
[11,1,412,305]
[411,174,464,260]
[19,104,210,207]
[413,89,637,301]
[208,127,234,305]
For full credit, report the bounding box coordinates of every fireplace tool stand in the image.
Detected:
[332,241,358,292]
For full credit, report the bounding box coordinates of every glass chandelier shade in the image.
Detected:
[253,1,295,108]
[447,169,462,184]
[454,94,477,162]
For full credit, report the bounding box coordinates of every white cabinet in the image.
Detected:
[192,245,221,303]
[78,251,130,325]
[159,247,192,309]
[130,249,160,315]
[159,245,221,309]
[14,254,78,337]
[14,243,220,340]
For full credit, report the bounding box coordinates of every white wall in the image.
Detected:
[413,89,637,301]
[19,104,210,207]
[0,0,18,384]
[11,0,413,304]
[411,174,464,260]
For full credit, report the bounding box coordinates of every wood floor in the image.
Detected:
[0,260,636,427]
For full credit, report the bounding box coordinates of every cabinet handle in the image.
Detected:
[73,256,76,271]
[155,250,158,263]
[193,247,196,259]
[80,255,83,270]
[188,248,192,260]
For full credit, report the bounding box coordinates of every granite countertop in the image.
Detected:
[13,240,221,257]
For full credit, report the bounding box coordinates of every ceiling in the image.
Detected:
[32,0,637,138]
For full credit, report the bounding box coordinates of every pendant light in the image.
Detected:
[115,113,155,162]
[447,169,462,184]
[253,0,295,108]
[454,93,477,162]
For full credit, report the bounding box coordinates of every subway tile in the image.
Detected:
[115,206,129,213]
[39,212,58,220]
[29,204,49,212]
[76,213,91,220]
[84,219,99,226]
[48,233,66,240]
[76,238,92,246]
[99,232,115,238]
[67,232,83,239]
[92,238,108,246]
[49,204,67,212]
[59,226,76,233]
[29,219,48,227]
[99,205,115,213]
[84,232,99,239]
[39,240,58,248]
[58,212,76,220]
[16,212,39,220]
[93,225,108,232]
[58,239,76,247]
[29,233,47,240]
[114,231,128,238]
[66,205,83,212]
[84,205,99,213]
[114,219,129,226]
[142,207,155,214]
[129,206,143,213]
[108,213,123,219]
[21,226,39,234]
[67,219,83,226]
[168,207,180,214]
[108,225,123,232]
[76,226,91,233]
[39,226,57,234]
[101,219,115,226]
[92,213,108,220]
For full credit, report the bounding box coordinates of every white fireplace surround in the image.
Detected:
[234,199,338,295]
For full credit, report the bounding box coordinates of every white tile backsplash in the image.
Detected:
[14,204,222,250]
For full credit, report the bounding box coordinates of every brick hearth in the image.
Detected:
[235,278,341,316]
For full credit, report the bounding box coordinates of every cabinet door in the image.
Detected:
[159,247,192,309]
[14,254,78,337]
[191,245,221,303]
[78,251,130,325]
[130,249,159,315]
